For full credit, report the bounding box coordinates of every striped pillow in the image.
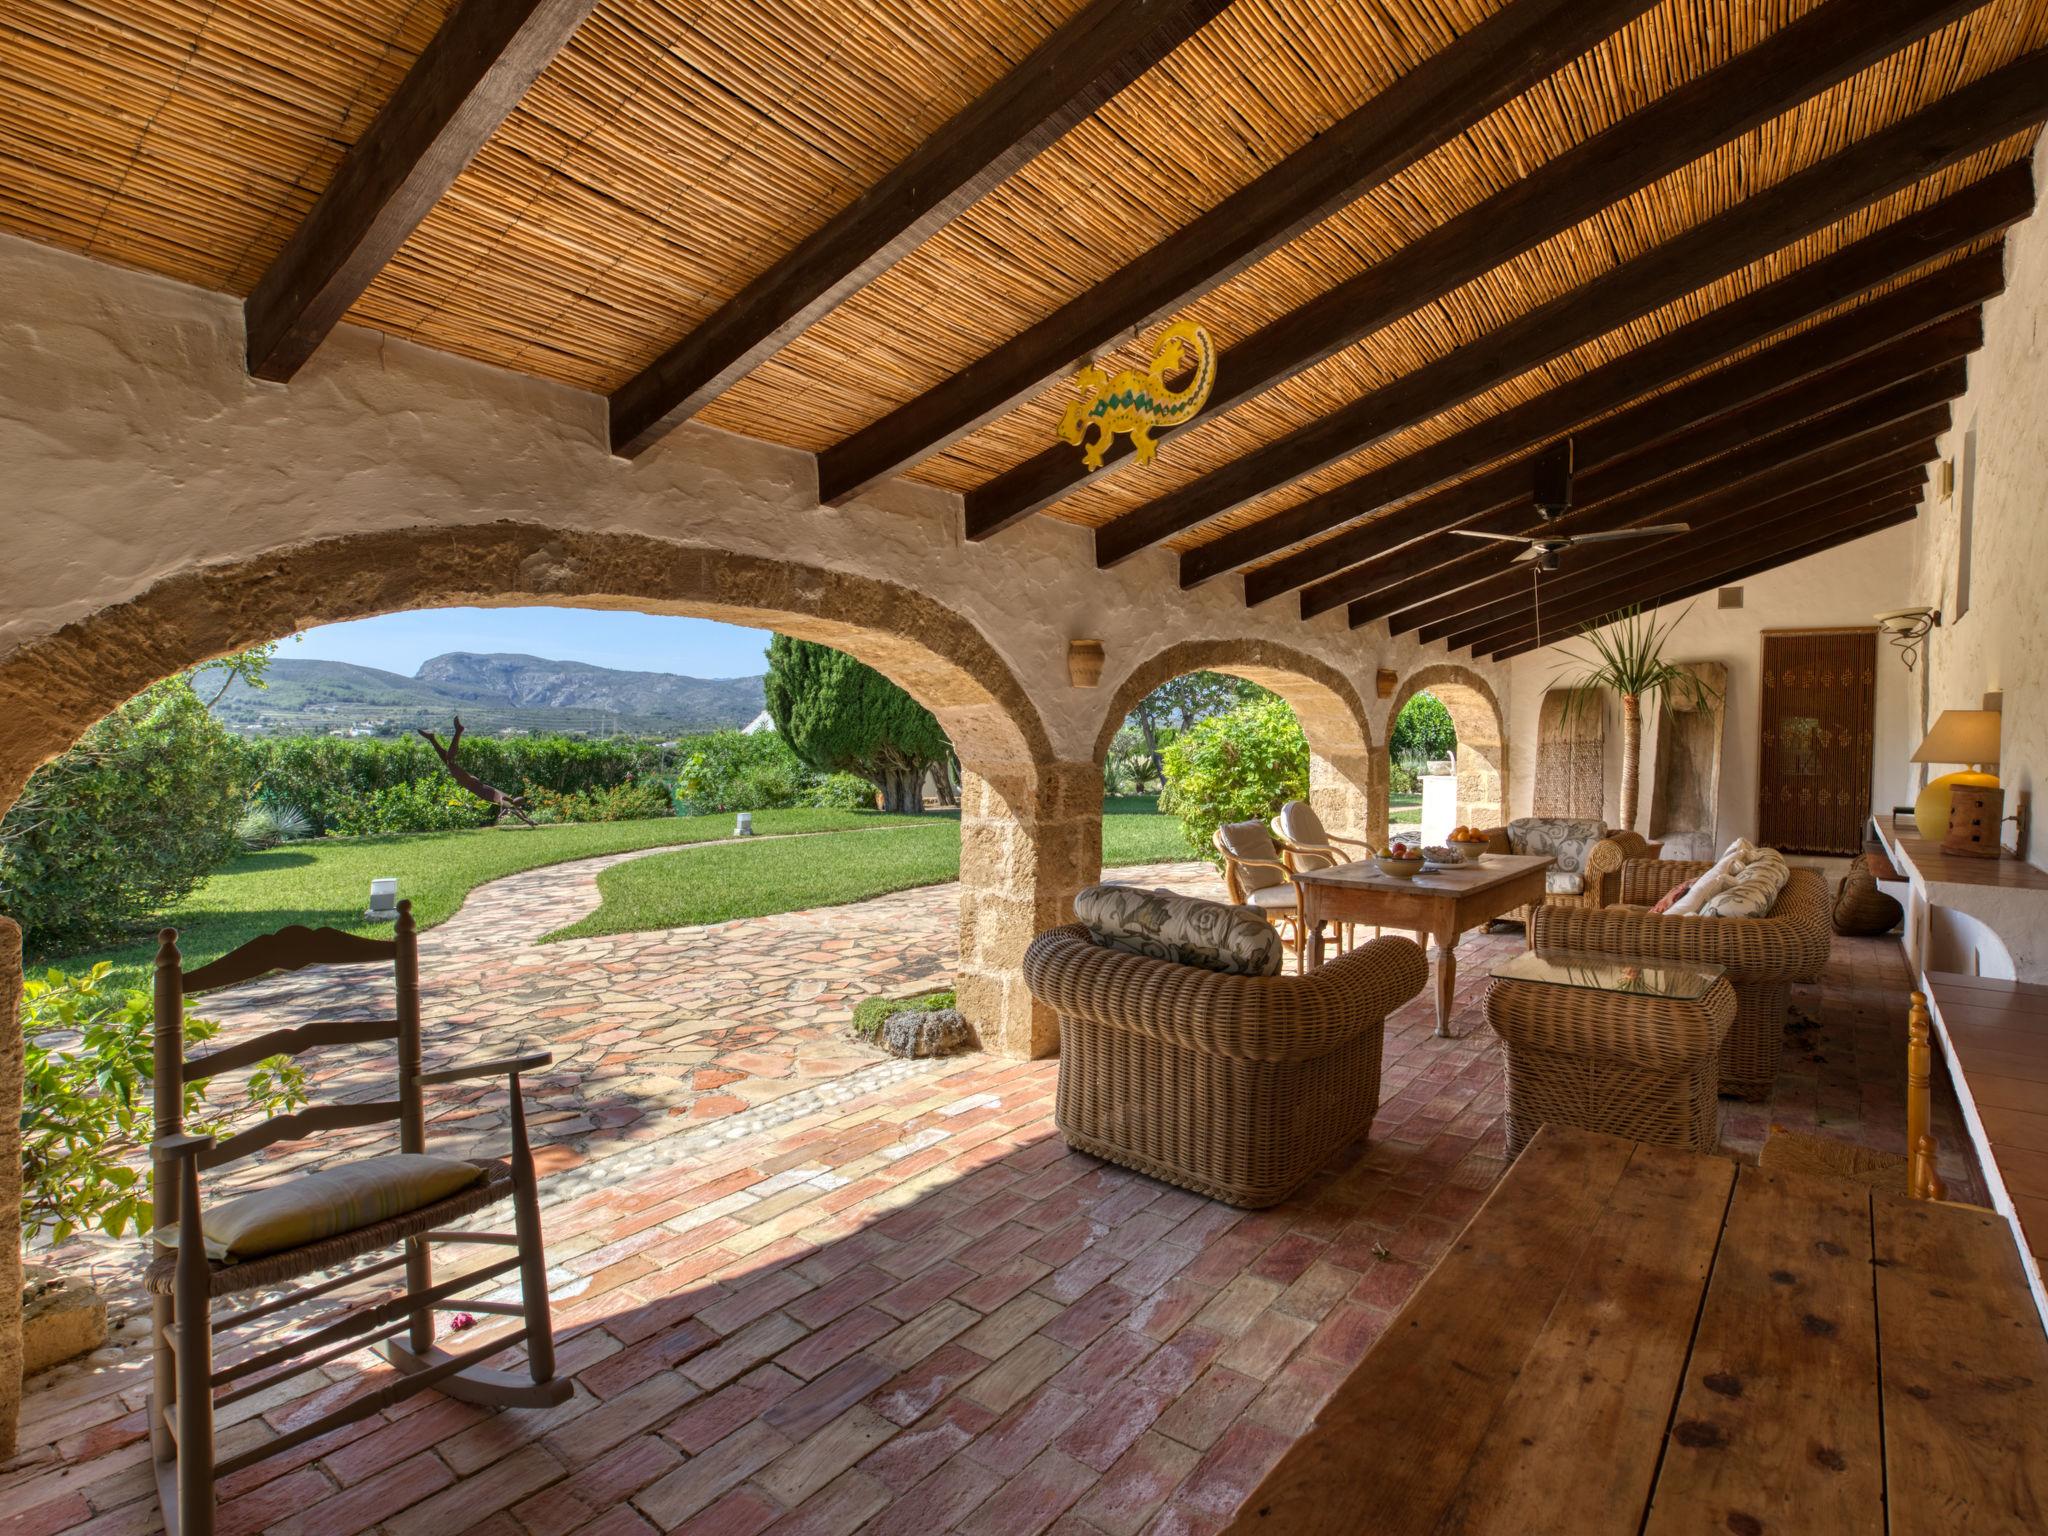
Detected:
[159,1154,485,1263]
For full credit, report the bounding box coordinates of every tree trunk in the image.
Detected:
[1619,692,1642,832]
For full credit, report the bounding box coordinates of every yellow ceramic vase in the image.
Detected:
[1914,769,1999,841]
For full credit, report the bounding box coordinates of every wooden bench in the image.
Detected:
[1227,1125,2048,1534]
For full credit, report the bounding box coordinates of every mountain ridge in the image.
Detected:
[209,652,766,736]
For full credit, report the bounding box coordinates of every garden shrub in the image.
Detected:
[1388,761,1418,796]
[236,798,313,849]
[1160,695,1309,864]
[804,773,879,812]
[530,778,674,823]
[21,963,306,1244]
[328,779,496,836]
[673,731,812,814]
[1,677,247,957]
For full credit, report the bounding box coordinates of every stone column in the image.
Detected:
[1312,745,1383,852]
[955,761,1102,1059]
[0,917,22,1457]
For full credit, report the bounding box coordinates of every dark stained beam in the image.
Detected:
[1445,472,1930,651]
[607,0,1232,459]
[1385,354,1973,634]
[1486,505,1924,661]
[245,0,599,381]
[963,0,1981,539]
[1182,170,2028,587]
[813,0,1663,506]
[1349,431,1942,632]
[1391,396,1955,636]
[1124,54,2048,575]
[1279,259,2000,613]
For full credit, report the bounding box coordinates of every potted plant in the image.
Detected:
[1553,605,1720,834]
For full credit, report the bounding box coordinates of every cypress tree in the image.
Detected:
[763,635,951,814]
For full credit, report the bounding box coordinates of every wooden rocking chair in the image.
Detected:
[149,901,569,1536]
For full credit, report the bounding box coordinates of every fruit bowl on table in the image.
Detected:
[1421,845,1467,869]
[1374,853,1427,880]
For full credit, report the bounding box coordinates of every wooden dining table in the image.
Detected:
[1227,1125,2048,1535]
[1293,853,1552,1036]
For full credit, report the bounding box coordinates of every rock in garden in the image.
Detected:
[881,1007,972,1058]
[22,1265,106,1375]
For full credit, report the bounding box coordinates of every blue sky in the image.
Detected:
[287,607,774,679]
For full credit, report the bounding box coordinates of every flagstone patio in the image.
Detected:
[6,842,1984,1536]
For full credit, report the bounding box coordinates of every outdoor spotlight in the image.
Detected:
[734,811,755,837]
[366,877,399,921]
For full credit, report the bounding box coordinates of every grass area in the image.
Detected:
[550,797,1201,942]
[50,808,930,987]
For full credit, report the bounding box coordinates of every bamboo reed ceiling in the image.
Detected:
[3,0,2043,597]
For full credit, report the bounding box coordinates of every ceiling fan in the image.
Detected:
[1449,438,1689,570]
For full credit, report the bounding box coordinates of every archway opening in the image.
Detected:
[1384,665,1508,844]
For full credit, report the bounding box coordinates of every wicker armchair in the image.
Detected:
[1475,823,1662,922]
[1529,860,1833,1100]
[1024,926,1427,1206]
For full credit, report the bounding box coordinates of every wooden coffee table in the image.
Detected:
[1295,854,1552,1037]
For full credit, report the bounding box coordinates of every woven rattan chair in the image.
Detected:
[1474,822,1662,922]
[1270,800,1370,952]
[1023,924,1427,1206]
[1213,821,1306,968]
[149,903,567,1536]
[1529,861,1832,1100]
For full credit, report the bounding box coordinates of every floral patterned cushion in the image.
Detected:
[1506,818,1607,885]
[1698,848,1791,918]
[1074,883,1284,977]
[1544,870,1586,895]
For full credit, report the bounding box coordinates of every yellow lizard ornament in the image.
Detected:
[1058,320,1216,471]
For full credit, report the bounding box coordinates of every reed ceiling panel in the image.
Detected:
[0,0,455,292]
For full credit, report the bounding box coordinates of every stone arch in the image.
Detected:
[1385,663,1508,834]
[1095,638,1383,850]
[0,522,1084,1060]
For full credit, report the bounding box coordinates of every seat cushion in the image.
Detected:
[1272,800,1328,850]
[1507,818,1607,885]
[1215,820,1287,892]
[1543,871,1586,896]
[1075,883,1283,976]
[1243,884,1299,911]
[160,1153,486,1263]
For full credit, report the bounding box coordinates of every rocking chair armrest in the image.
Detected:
[153,1131,215,1161]
[417,1050,553,1086]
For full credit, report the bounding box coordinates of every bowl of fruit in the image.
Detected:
[1374,842,1427,880]
[1421,844,1466,868]
[1448,825,1495,860]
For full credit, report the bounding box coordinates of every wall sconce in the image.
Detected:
[1376,669,1397,699]
[1874,606,1940,671]
[1067,639,1105,688]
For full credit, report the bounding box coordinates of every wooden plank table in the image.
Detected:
[1227,1125,2048,1535]
[1294,854,1551,1036]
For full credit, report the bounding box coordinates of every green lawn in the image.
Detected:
[46,798,1204,982]
[549,796,1200,942]
[51,808,930,987]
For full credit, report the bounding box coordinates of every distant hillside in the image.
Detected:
[211,653,765,737]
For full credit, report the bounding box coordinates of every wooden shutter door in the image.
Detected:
[1757,629,1878,855]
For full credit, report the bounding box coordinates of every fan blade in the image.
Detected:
[1568,524,1691,544]
[1511,545,1547,565]
[1450,530,1536,544]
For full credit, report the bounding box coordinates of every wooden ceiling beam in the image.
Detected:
[1396,390,1956,637]
[244,0,599,382]
[1279,255,2000,614]
[1348,429,1942,632]
[606,0,1231,459]
[962,0,1981,539]
[1380,352,1973,634]
[813,0,1662,506]
[1444,474,1930,652]
[1136,55,2048,578]
[1484,505,1925,661]
[1196,177,2023,592]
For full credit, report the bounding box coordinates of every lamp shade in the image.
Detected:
[1911,709,2001,768]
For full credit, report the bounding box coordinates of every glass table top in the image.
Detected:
[1488,948,1726,1001]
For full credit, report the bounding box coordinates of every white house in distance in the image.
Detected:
[741,710,775,735]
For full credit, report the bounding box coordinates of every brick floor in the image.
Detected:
[7,854,1986,1535]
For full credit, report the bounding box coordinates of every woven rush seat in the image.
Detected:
[144,1158,511,1297]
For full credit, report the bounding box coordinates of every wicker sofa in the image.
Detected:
[1529,859,1833,1100]
[1023,925,1427,1206]
[1474,819,1662,922]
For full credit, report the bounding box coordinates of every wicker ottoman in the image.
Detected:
[1485,949,1736,1158]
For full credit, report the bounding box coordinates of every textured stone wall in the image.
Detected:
[1914,150,2048,870]
[1385,665,1509,832]
[0,919,19,1457]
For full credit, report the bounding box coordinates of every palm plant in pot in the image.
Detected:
[1553,605,1720,833]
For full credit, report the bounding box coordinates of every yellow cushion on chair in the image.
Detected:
[159,1153,485,1263]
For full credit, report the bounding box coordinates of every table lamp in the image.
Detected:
[1910,709,2000,842]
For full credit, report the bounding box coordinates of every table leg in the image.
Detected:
[1304,888,1325,971]
[1433,928,1458,1038]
